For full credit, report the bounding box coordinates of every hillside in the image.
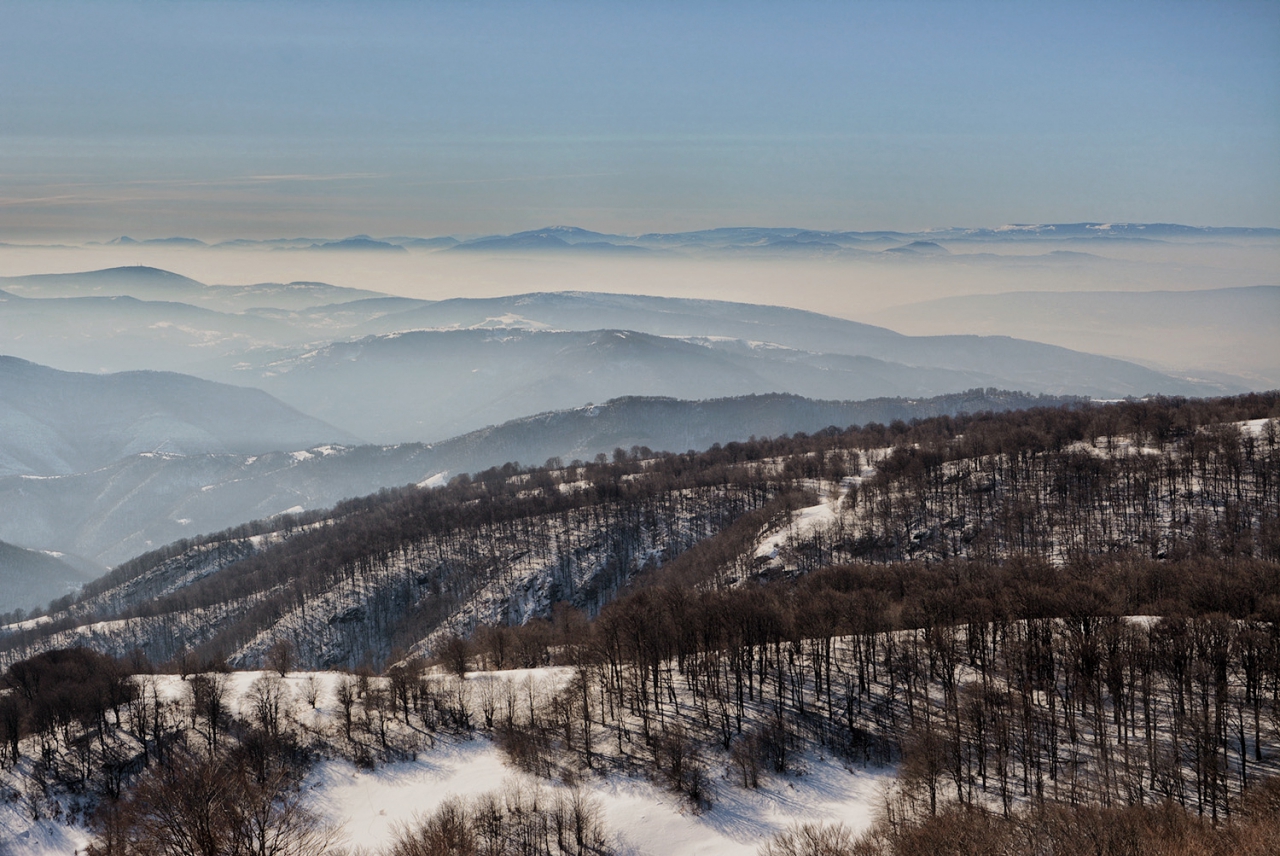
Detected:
[0,541,97,616]
[0,390,1078,567]
[0,265,386,312]
[4,393,1274,671]
[0,356,359,476]
[0,289,307,374]
[216,327,1202,443]
[1,394,1277,856]
[342,290,1227,395]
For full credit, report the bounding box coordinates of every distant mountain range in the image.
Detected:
[217,323,1203,444]
[447,228,655,255]
[68,222,1280,258]
[0,266,383,312]
[296,236,407,253]
[0,258,1267,608]
[0,267,1242,445]
[204,290,1225,442]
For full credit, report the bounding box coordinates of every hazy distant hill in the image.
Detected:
[0,357,359,476]
[427,222,1280,256]
[884,240,948,255]
[0,540,98,614]
[0,265,385,312]
[212,328,1043,443]
[928,223,1280,241]
[0,290,306,373]
[868,286,1280,386]
[101,236,208,247]
[0,390,1076,567]
[339,290,1217,396]
[0,266,1248,451]
[262,293,1218,441]
[449,228,653,255]
[0,265,205,298]
[303,237,407,253]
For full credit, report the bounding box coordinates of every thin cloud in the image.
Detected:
[408,172,623,187]
[245,173,382,183]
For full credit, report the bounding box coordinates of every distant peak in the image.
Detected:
[309,237,407,252]
[92,265,200,280]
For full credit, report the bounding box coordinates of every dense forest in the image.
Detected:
[1,393,1278,854]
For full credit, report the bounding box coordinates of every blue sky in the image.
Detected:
[2,0,1277,238]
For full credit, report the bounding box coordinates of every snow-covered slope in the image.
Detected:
[306,736,890,855]
[0,667,894,856]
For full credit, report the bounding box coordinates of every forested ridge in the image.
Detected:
[2,393,1276,672]
[1,392,1280,853]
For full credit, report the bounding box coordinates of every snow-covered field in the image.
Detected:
[0,668,894,856]
[307,739,890,855]
[293,668,891,854]
[0,810,92,856]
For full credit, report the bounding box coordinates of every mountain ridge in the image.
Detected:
[0,356,360,477]
[0,388,1080,571]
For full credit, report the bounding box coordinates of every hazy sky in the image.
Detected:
[2,0,1278,240]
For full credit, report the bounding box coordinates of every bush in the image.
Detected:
[388,783,613,856]
[760,822,859,856]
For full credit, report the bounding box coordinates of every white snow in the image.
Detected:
[0,813,93,856]
[2,614,53,632]
[306,739,892,856]
[477,313,550,329]
[755,501,837,561]
[1236,417,1278,438]
[0,667,893,855]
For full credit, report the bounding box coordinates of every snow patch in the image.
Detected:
[756,501,838,560]
[1236,418,1278,438]
[306,739,891,856]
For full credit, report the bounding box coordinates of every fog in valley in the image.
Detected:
[0,225,1272,608]
[1,231,1276,383]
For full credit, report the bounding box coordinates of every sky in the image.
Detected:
[2,0,1278,240]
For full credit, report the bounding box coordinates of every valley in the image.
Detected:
[0,233,1275,856]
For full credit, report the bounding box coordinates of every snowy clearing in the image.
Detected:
[306,738,891,856]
